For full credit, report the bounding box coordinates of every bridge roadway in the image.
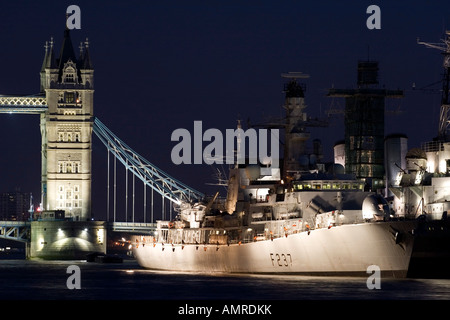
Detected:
[0,220,156,243]
[0,95,48,114]
[109,221,156,234]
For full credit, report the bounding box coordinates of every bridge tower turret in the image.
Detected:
[40,28,94,221]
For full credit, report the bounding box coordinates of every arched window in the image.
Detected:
[65,73,75,83]
[62,60,78,84]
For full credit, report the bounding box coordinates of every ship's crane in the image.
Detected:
[417,31,450,140]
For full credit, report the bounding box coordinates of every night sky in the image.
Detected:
[0,1,449,220]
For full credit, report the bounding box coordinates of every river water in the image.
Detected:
[0,258,449,301]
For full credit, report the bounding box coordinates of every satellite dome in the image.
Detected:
[405,148,428,172]
[405,148,427,160]
[362,194,389,221]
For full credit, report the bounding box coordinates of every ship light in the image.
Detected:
[414,171,424,185]
[439,159,447,173]
[394,172,403,186]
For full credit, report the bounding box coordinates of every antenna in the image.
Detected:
[281,72,310,96]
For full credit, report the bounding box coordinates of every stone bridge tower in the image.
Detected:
[40,28,94,221]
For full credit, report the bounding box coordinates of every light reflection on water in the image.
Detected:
[0,259,449,300]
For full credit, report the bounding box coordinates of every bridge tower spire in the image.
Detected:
[40,26,94,221]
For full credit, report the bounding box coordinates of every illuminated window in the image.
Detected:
[57,161,80,173]
[65,92,75,103]
[65,74,75,83]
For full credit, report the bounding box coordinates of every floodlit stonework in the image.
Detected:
[40,30,94,221]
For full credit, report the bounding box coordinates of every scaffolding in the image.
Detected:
[328,61,404,186]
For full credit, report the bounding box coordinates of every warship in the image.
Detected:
[133,70,417,277]
[132,32,450,277]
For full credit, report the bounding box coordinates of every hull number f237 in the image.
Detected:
[270,253,292,267]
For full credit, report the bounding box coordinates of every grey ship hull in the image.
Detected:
[133,220,415,277]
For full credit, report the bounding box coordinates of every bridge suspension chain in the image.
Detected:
[93,117,204,208]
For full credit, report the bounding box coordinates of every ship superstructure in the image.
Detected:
[132,73,417,277]
[388,31,450,277]
[388,32,450,223]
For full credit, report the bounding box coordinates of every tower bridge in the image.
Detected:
[0,26,204,259]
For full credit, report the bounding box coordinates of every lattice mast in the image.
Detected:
[418,31,450,141]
